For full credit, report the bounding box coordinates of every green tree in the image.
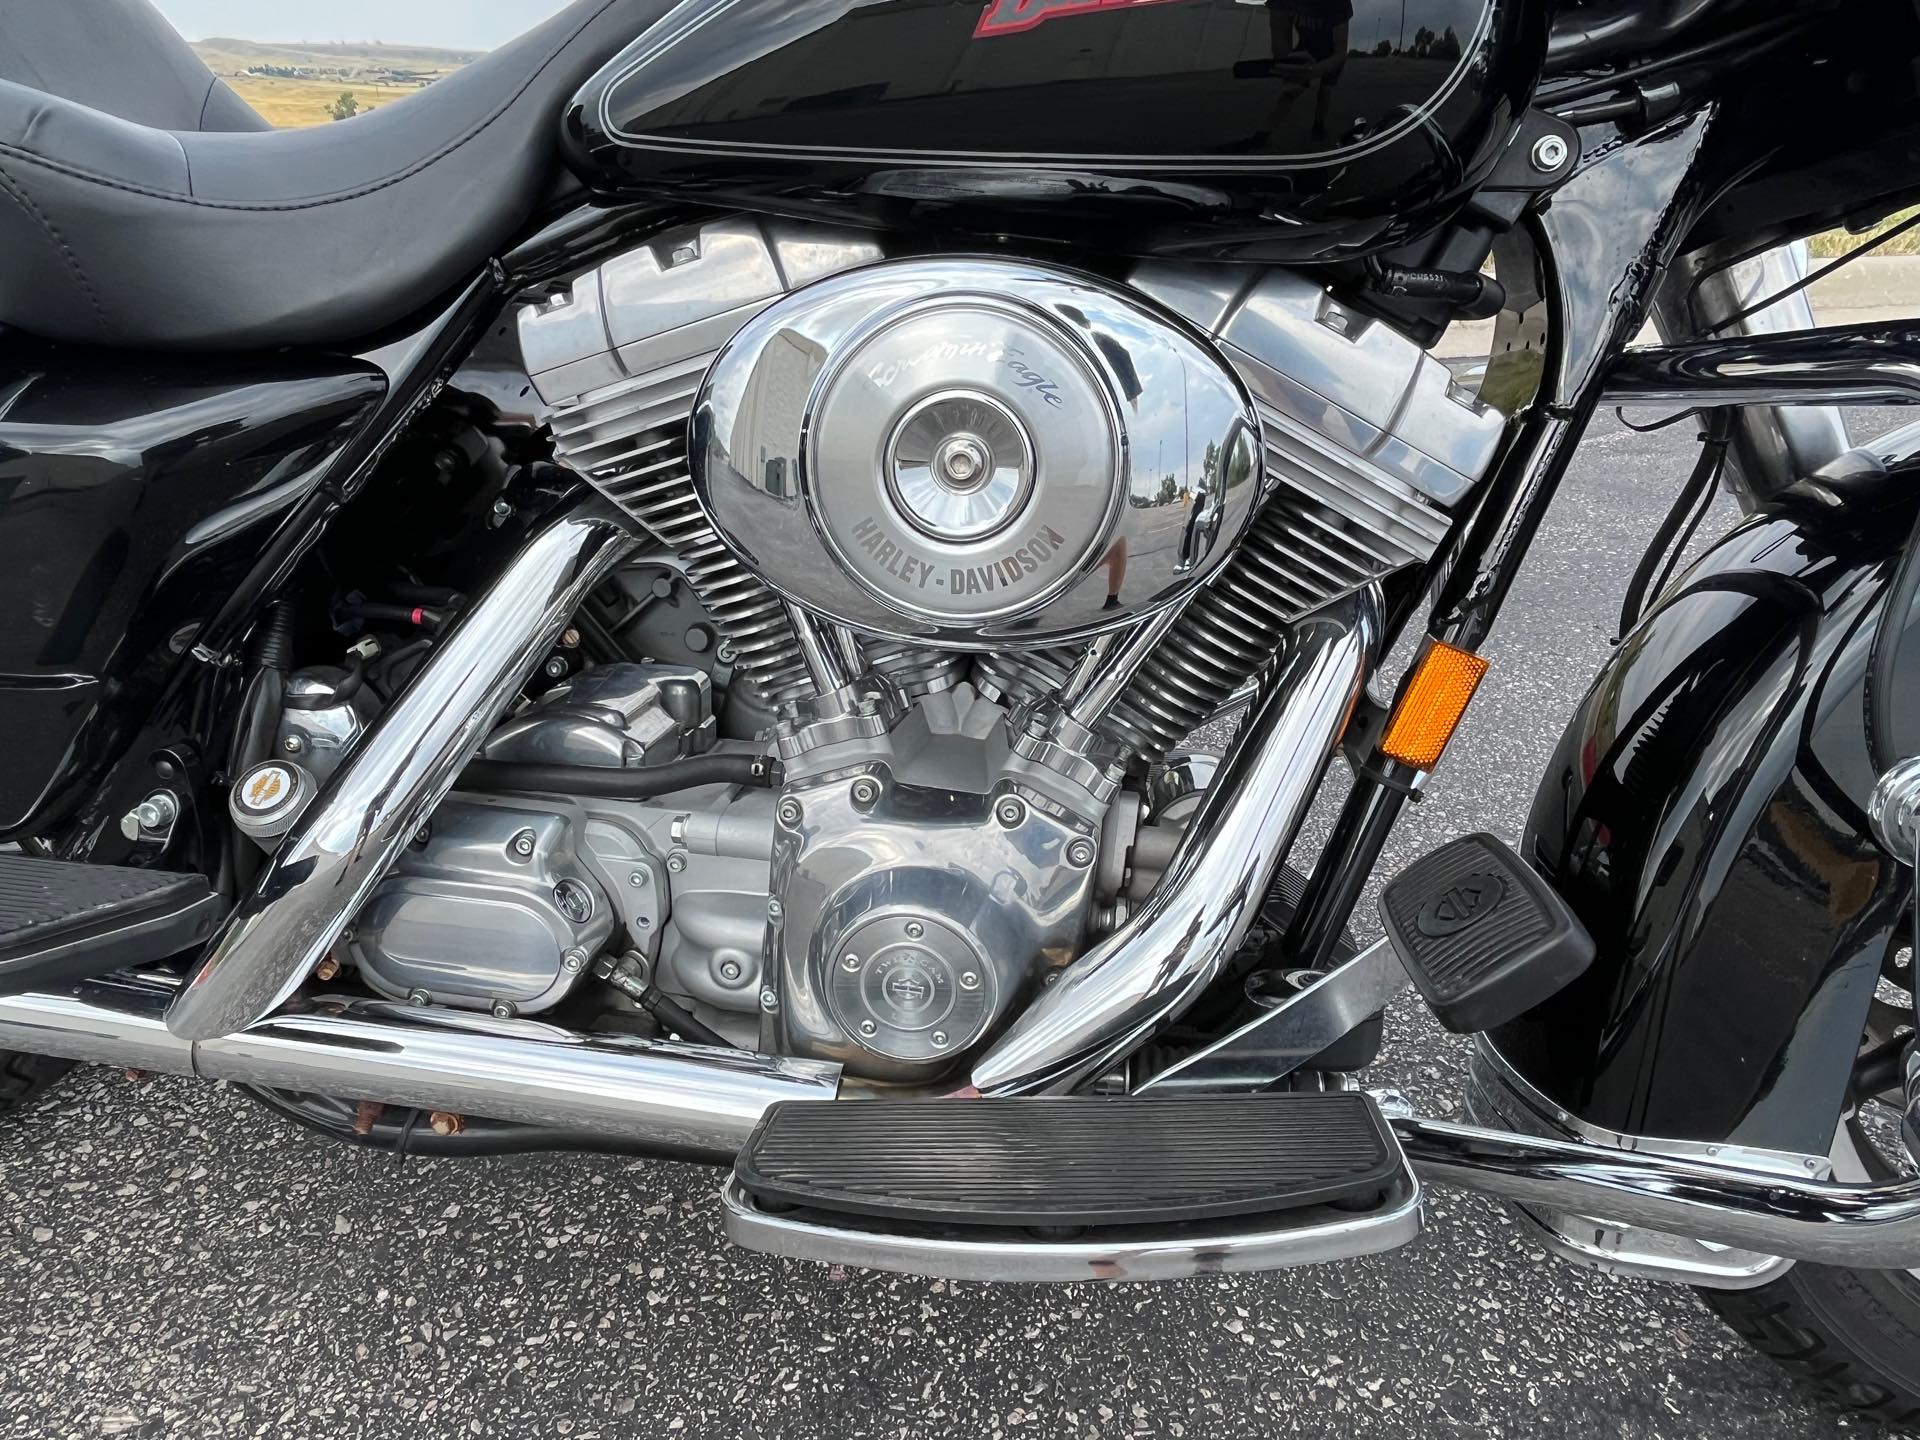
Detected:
[327,92,359,122]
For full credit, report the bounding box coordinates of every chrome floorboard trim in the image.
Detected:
[719,1171,1424,1284]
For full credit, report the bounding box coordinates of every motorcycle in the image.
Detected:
[5,0,1920,1422]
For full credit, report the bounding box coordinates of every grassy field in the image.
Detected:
[189,39,478,129]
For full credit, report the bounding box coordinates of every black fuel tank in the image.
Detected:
[564,0,1545,261]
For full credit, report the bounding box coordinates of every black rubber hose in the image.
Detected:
[460,755,779,797]
[634,984,740,1049]
[282,653,367,710]
[250,600,297,672]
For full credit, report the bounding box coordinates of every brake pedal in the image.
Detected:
[1379,832,1594,1033]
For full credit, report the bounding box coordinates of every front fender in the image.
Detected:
[1490,491,1919,1155]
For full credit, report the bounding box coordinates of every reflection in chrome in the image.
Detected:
[167,495,639,1042]
[970,588,1378,1095]
[692,256,1262,645]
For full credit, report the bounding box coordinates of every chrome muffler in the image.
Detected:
[167,492,639,1042]
[4,974,839,1159]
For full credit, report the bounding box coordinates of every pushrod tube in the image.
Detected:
[968,588,1377,1096]
[167,492,639,1042]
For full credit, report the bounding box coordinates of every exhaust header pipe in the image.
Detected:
[168,493,639,1043]
[4,975,838,1161]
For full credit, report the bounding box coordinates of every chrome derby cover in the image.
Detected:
[690,257,1262,647]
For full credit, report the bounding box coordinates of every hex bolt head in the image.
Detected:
[1531,133,1570,173]
[543,656,569,680]
[904,921,924,940]
[767,898,783,922]
[1066,838,1097,868]
[491,498,513,520]
[628,871,648,888]
[561,947,588,973]
[758,988,779,1013]
[667,851,688,874]
[510,829,536,859]
[776,797,804,827]
[850,777,881,808]
[407,988,432,1007]
[718,959,743,983]
[283,735,304,753]
[490,999,516,1020]
[994,797,1026,828]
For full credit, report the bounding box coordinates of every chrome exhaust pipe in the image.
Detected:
[970,589,1378,1096]
[1394,1116,1920,1269]
[168,493,640,1042]
[5,975,839,1160]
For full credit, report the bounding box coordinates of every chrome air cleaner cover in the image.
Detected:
[690,258,1261,647]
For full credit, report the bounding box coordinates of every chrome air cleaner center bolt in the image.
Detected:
[885,390,1035,542]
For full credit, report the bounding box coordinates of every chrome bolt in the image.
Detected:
[994,797,1025,828]
[131,792,179,833]
[719,959,743,983]
[628,871,648,888]
[777,797,804,827]
[904,921,924,940]
[1530,133,1570,173]
[510,830,536,859]
[561,948,588,973]
[960,971,980,991]
[1871,756,1920,859]
[843,953,862,972]
[407,988,432,1007]
[759,988,779,1013]
[283,735,303,753]
[560,627,581,649]
[667,851,688,874]
[715,641,736,663]
[858,1019,878,1038]
[932,1030,949,1049]
[1066,838,1097,868]
[850,777,881,808]
[543,656,568,680]
[490,999,516,1020]
[767,899,783,922]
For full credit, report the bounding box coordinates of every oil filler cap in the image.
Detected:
[1378,832,1594,1034]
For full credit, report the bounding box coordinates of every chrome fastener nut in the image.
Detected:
[1531,133,1570,173]
[777,797,804,827]
[667,851,688,874]
[842,953,862,972]
[994,797,1026,828]
[510,829,536,859]
[490,999,516,1020]
[543,655,569,680]
[628,871,648,887]
[759,988,779,1013]
[850,777,881,808]
[904,921,924,940]
[561,947,588,973]
[960,971,980,991]
[718,959,743,983]
[407,988,432,1007]
[1066,837,1097,868]
[858,1019,878,1037]
[767,898,783,922]
[932,1030,950,1049]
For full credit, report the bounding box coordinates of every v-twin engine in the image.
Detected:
[497,217,1504,1080]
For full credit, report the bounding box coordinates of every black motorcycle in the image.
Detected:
[6,0,1920,1422]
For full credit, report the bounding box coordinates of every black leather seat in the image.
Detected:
[0,0,662,352]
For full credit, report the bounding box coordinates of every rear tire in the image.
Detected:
[1706,1265,1920,1429]
[0,1050,71,1118]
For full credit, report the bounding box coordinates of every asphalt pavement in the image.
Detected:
[0,410,1907,1440]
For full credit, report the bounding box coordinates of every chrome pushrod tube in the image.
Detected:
[168,492,640,1042]
[3,975,839,1159]
[970,589,1378,1096]
[1396,1117,1920,1268]
[1602,320,1920,409]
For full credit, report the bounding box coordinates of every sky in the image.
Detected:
[151,1,577,49]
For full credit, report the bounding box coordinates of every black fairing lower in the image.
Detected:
[0,344,385,839]
[1490,490,1920,1157]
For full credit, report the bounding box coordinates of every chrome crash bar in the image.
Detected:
[167,492,640,1042]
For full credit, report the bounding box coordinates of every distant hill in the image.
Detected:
[189,39,479,128]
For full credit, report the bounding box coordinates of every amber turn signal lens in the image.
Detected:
[1379,637,1489,771]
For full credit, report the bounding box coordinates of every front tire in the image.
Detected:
[1707,1268,1920,1429]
